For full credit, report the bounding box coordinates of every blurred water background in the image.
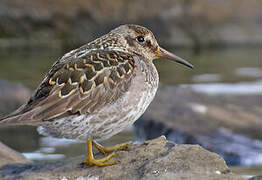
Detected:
[0,0,262,178]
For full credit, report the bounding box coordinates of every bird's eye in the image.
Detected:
[136,36,145,43]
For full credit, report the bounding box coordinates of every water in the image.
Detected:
[0,47,262,177]
[0,48,261,89]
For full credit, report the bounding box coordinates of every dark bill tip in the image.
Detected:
[156,46,194,69]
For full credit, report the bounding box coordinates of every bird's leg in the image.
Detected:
[92,140,131,154]
[82,139,118,166]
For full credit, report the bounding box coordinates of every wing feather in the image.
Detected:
[0,49,136,126]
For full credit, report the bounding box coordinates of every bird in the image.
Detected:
[0,24,193,167]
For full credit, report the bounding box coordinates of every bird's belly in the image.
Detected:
[38,84,157,141]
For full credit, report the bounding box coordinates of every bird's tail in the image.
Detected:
[0,113,22,126]
[0,104,31,126]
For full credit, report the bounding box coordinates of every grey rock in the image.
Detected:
[135,86,262,166]
[0,141,31,167]
[249,176,262,180]
[0,136,243,180]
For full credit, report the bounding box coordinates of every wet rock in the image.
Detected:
[0,141,31,167]
[134,86,262,166]
[0,136,243,180]
[0,80,31,116]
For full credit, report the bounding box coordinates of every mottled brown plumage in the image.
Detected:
[17,50,135,123]
[0,24,193,166]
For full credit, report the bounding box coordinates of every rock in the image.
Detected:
[0,136,243,180]
[0,141,31,167]
[0,0,262,49]
[134,86,262,166]
[0,80,31,117]
[250,176,262,180]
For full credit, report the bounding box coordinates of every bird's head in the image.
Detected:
[108,24,193,69]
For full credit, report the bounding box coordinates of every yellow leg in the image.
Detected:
[82,139,118,167]
[93,141,131,154]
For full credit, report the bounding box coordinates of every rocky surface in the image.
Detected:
[135,86,262,166]
[0,80,31,117]
[250,176,262,180]
[0,0,262,50]
[0,141,31,167]
[0,136,244,180]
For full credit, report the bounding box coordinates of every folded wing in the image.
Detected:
[0,49,136,126]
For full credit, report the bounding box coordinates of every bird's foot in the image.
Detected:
[82,139,130,167]
[82,152,118,167]
[82,139,120,167]
[93,141,131,154]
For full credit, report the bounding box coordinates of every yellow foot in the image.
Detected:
[82,152,118,167]
[93,141,131,154]
[82,139,119,167]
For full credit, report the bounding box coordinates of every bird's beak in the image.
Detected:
[155,46,194,69]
